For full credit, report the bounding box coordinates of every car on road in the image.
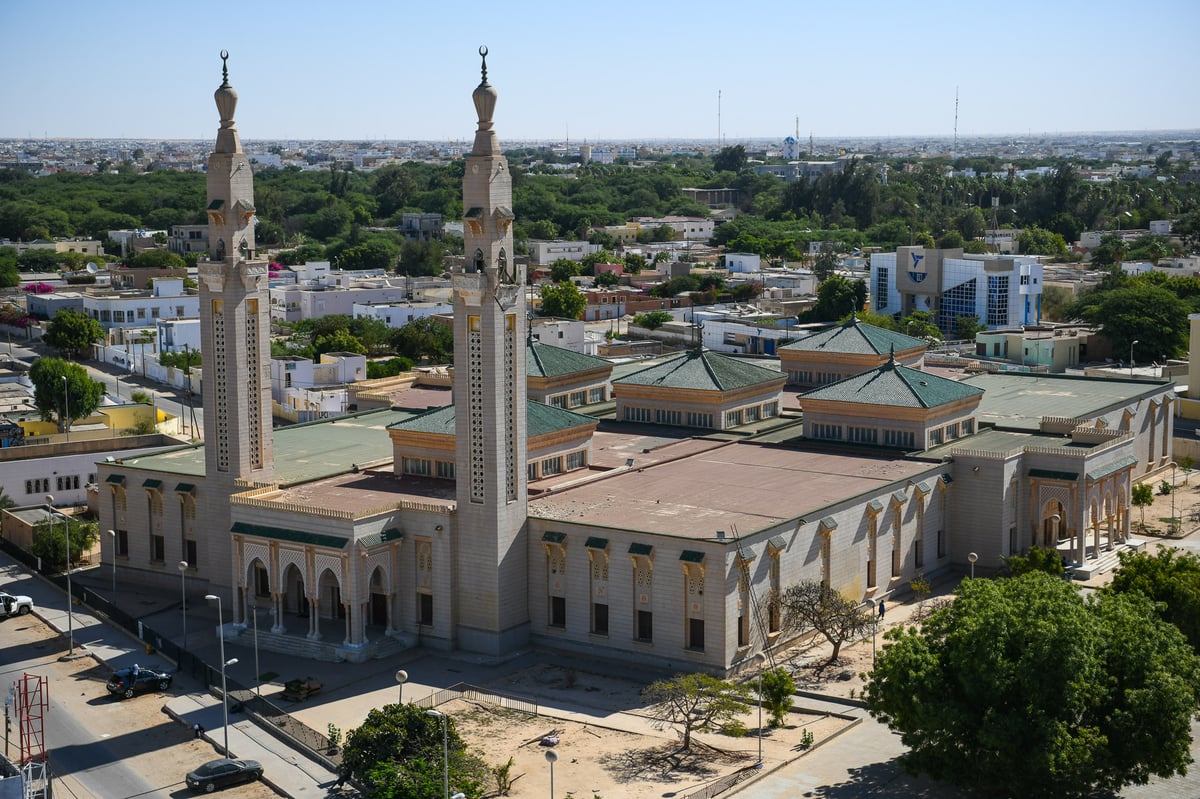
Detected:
[185,758,263,793]
[105,665,173,699]
[0,591,33,618]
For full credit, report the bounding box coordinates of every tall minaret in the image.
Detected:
[452,47,528,654]
[198,52,273,599]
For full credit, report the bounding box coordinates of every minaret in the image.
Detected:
[452,47,528,654]
[198,52,273,598]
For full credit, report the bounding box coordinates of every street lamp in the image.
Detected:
[62,375,69,442]
[45,494,74,656]
[545,748,558,799]
[206,594,232,755]
[1130,340,1139,378]
[107,529,116,598]
[426,709,449,799]
[249,601,261,698]
[395,670,408,705]
[967,552,978,580]
[178,560,188,659]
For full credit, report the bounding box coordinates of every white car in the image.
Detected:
[0,591,34,618]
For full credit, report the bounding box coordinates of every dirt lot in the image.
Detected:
[3,615,276,799]
[444,664,852,799]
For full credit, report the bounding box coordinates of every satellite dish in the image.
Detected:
[85,262,98,274]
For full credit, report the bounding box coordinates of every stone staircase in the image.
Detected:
[1068,538,1146,581]
[231,625,413,663]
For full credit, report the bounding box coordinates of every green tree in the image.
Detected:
[1003,545,1065,578]
[641,673,752,751]
[593,269,621,287]
[780,579,871,662]
[341,703,487,799]
[863,572,1200,799]
[633,310,672,330]
[313,329,366,360]
[548,258,581,283]
[1090,233,1129,267]
[713,145,748,174]
[127,249,185,269]
[398,239,445,276]
[390,317,453,364]
[952,315,984,342]
[366,357,414,379]
[1017,226,1069,258]
[0,486,15,510]
[31,516,99,569]
[758,667,795,728]
[29,358,104,434]
[1107,548,1200,652]
[812,242,839,283]
[539,282,586,320]
[1071,283,1188,361]
[1131,482,1154,525]
[43,309,105,359]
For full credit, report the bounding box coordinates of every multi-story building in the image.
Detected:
[870,246,1044,334]
[81,279,198,330]
[168,224,208,255]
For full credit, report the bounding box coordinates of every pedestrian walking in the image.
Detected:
[878,599,886,620]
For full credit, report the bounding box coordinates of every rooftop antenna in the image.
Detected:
[952,86,959,161]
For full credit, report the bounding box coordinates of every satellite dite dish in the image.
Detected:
[85,262,98,274]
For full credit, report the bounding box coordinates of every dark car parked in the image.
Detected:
[105,665,172,699]
[185,758,263,793]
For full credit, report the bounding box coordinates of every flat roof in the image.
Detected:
[265,471,456,514]
[921,427,1089,458]
[530,441,933,539]
[965,372,1165,431]
[119,408,421,483]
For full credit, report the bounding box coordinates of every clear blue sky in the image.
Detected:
[3,0,1197,142]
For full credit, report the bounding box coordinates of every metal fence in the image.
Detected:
[415,682,539,716]
[0,537,336,767]
[679,765,761,799]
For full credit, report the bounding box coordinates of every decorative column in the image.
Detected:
[271,591,284,634]
[307,597,320,640]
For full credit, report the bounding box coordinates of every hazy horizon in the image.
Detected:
[3,0,1198,142]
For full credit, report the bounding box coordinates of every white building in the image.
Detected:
[527,240,601,266]
[268,281,409,325]
[724,252,762,273]
[352,300,453,329]
[82,279,198,330]
[870,246,1044,333]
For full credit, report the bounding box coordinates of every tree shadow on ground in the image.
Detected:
[803,757,976,798]
[598,739,748,784]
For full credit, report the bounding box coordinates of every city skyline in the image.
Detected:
[2,0,1198,143]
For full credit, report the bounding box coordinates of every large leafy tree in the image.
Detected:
[780,580,870,662]
[1106,548,1200,652]
[538,282,586,320]
[1069,282,1188,360]
[43,308,105,359]
[29,358,104,434]
[390,317,453,364]
[341,704,487,799]
[863,572,1200,799]
[32,516,99,569]
[641,673,751,751]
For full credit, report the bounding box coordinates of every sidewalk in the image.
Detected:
[0,551,343,799]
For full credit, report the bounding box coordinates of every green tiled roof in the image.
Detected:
[231,521,347,549]
[106,474,125,484]
[175,483,196,494]
[800,358,984,409]
[614,349,784,392]
[542,531,567,543]
[629,542,653,555]
[359,527,405,548]
[768,534,788,550]
[585,536,609,549]
[1087,455,1139,481]
[390,401,596,438]
[679,550,706,563]
[527,342,611,378]
[142,478,162,489]
[780,316,926,355]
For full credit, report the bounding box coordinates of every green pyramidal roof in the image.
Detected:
[614,349,785,392]
[527,342,612,378]
[388,400,597,437]
[800,358,983,409]
[780,316,926,355]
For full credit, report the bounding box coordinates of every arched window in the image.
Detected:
[498,248,508,280]
[473,248,485,273]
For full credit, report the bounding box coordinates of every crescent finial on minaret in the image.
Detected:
[220,50,230,88]
[479,45,489,84]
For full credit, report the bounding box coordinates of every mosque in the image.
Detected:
[95,52,1174,674]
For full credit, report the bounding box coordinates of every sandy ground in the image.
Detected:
[442,663,853,799]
